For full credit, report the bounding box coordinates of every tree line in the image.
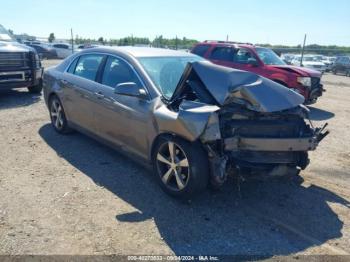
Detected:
[259,43,350,56]
[73,35,198,49]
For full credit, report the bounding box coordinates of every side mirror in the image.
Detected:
[247,58,259,67]
[114,82,148,99]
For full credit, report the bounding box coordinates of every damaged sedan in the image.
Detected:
[43,47,328,198]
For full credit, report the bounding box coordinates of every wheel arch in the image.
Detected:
[47,92,71,122]
[149,132,205,161]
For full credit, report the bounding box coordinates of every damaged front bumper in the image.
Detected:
[224,135,321,152]
[207,121,329,186]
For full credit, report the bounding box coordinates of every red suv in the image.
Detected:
[191,41,324,104]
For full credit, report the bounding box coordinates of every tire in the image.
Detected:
[49,95,72,134]
[152,135,209,199]
[28,81,43,94]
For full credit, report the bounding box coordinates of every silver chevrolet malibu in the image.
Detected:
[43,47,328,198]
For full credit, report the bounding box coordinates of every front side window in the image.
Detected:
[102,56,140,88]
[210,47,234,62]
[138,56,204,99]
[255,47,285,65]
[73,54,104,81]
[233,48,256,64]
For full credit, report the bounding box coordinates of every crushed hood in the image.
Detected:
[171,61,304,113]
[269,65,322,77]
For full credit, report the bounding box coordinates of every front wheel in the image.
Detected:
[152,136,209,199]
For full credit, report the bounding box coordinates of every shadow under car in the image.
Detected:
[39,123,348,257]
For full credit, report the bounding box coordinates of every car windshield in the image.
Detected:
[138,55,204,99]
[255,47,285,65]
[0,25,13,41]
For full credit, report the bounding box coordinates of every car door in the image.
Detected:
[231,48,263,75]
[93,55,151,158]
[61,54,105,132]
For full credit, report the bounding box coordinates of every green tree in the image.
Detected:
[48,33,55,43]
[98,37,104,44]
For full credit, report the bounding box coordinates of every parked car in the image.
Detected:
[322,56,336,72]
[280,53,295,65]
[0,24,43,93]
[191,41,324,104]
[43,47,328,198]
[291,55,327,73]
[332,56,350,76]
[76,44,100,50]
[51,43,72,59]
[28,44,58,59]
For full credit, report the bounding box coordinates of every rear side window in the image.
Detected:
[73,54,104,81]
[67,57,79,74]
[102,56,140,88]
[192,45,210,57]
[210,47,234,62]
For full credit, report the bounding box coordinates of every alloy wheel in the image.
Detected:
[156,141,190,191]
[50,99,64,130]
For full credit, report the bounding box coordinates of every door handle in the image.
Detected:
[94,91,105,99]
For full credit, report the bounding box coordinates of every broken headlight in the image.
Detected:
[297,77,312,88]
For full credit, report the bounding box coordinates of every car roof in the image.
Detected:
[196,41,256,49]
[84,46,194,58]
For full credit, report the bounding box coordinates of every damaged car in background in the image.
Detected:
[43,47,328,198]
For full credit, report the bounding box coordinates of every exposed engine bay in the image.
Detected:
[156,61,329,187]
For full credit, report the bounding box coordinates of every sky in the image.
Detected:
[1,0,349,46]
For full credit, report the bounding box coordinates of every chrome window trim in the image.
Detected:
[64,52,151,99]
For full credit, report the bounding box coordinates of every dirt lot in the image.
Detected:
[0,59,349,257]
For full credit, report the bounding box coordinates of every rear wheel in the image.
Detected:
[49,96,72,134]
[152,136,209,199]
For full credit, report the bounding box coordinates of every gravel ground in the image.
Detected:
[0,60,349,257]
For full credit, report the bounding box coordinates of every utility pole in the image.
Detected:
[175,35,178,50]
[226,35,229,42]
[300,34,307,67]
[71,28,74,54]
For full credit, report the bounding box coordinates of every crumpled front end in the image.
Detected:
[199,104,328,186]
[160,61,329,187]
